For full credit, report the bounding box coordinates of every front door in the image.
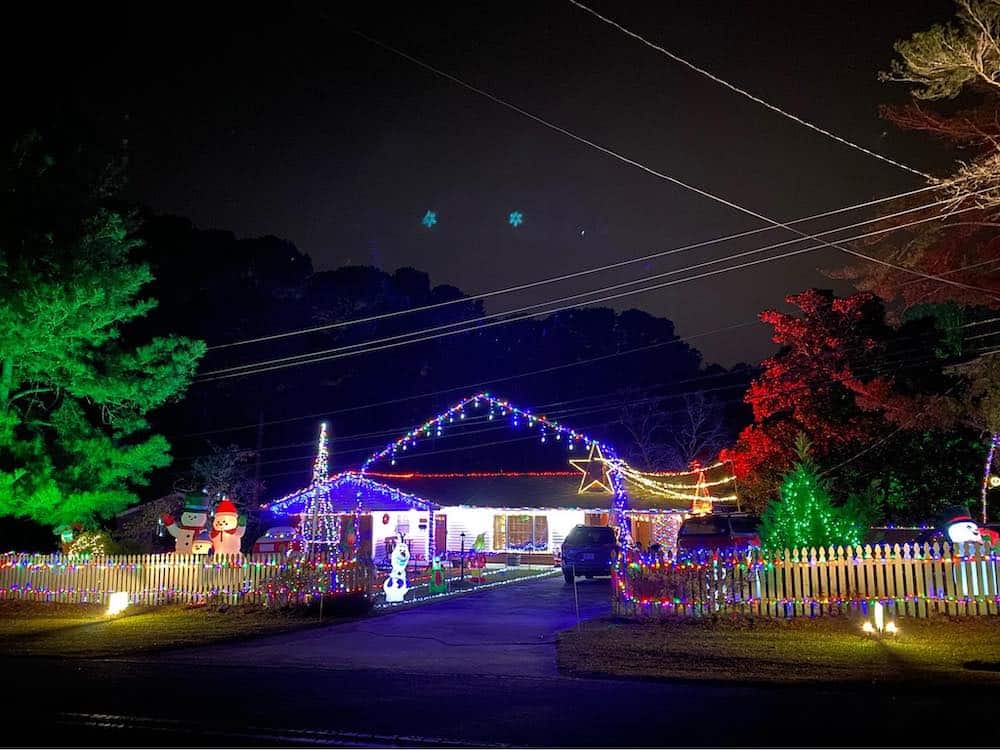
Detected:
[434,514,447,555]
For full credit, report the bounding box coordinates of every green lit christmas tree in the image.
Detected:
[760,435,864,552]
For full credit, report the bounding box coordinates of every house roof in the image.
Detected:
[363,473,689,511]
[266,463,737,516]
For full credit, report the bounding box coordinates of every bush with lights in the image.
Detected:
[760,435,865,552]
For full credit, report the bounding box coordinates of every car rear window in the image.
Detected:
[728,516,761,534]
[566,526,615,545]
[679,517,728,535]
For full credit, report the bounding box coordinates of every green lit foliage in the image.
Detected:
[760,436,865,552]
[0,132,205,529]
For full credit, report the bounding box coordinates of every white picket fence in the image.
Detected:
[0,552,371,605]
[616,543,1000,618]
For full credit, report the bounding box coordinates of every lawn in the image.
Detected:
[0,600,343,659]
[558,615,1000,686]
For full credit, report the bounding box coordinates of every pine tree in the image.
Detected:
[0,131,205,530]
[759,435,864,551]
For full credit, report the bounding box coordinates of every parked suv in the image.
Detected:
[675,513,760,555]
[561,525,617,583]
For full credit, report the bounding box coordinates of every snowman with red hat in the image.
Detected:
[210,498,247,555]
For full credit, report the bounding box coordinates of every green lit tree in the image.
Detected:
[759,435,865,552]
[0,131,205,530]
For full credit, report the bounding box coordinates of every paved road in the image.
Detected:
[3,575,999,746]
[185,572,609,677]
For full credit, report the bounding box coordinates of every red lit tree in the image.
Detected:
[721,289,962,511]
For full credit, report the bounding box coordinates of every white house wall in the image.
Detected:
[372,508,431,564]
[438,507,586,554]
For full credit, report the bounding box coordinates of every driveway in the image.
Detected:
[5,574,1000,746]
[183,572,611,677]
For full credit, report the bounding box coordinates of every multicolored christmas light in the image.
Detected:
[358,392,633,550]
[981,432,999,524]
[300,423,340,557]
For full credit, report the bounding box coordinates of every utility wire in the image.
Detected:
[206,181,942,351]
[198,190,974,377]
[195,201,991,381]
[353,33,994,299]
[182,267,1000,439]
[566,0,931,179]
[182,320,754,436]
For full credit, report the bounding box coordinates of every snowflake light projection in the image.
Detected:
[508,211,524,227]
[421,210,438,229]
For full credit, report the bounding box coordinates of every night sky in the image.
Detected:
[11,0,956,365]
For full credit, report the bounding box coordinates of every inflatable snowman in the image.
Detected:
[382,533,410,603]
[161,493,210,554]
[210,498,247,555]
[941,506,983,545]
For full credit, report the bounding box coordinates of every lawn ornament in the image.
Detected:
[161,493,210,554]
[467,551,487,583]
[53,523,84,554]
[940,506,984,545]
[382,533,410,603]
[428,555,447,594]
[191,530,213,555]
[861,601,898,637]
[210,498,247,555]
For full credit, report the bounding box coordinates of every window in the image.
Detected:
[492,514,549,551]
[507,515,533,550]
[493,515,506,550]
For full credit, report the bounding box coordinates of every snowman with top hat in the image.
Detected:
[383,533,410,603]
[940,505,983,545]
[161,493,210,554]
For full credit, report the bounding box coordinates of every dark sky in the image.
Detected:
[12,0,955,366]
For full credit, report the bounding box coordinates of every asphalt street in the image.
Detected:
[2,576,997,746]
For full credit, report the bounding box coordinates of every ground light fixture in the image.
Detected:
[106,592,129,617]
[861,601,898,637]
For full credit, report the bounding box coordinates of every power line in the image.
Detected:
[195,201,991,381]
[208,332,986,472]
[181,255,1000,439]
[353,32,995,300]
[206,181,942,351]
[566,0,930,179]
[257,343,983,482]
[198,190,970,378]
[181,320,755,436]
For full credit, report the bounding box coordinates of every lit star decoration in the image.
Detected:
[508,210,524,227]
[570,443,613,494]
[421,210,437,229]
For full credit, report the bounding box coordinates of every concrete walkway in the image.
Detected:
[183,573,611,677]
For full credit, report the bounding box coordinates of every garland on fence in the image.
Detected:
[615,543,1000,611]
[0,554,372,604]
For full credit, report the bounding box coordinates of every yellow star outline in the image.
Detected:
[569,443,613,494]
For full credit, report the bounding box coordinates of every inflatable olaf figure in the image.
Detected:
[383,533,410,603]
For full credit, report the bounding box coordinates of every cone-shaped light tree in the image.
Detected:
[759,435,865,552]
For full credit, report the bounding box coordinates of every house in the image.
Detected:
[260,394,739,566]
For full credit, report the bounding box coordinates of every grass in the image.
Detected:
[0,600,347,659]
[558,614,1000,686]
